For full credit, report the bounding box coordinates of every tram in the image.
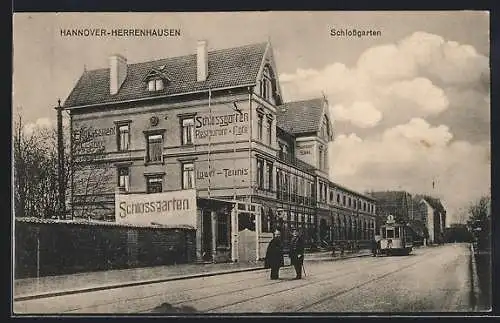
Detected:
[378,214,413,256]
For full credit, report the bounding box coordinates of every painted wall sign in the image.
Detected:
[115,189,197,227]
[194,111,250,141]
[296,143,315,164]
[194,158,250,188]
[299,149,311,155]
[74,126,116,142]
[196,167,249,180]
[73,125,116,152]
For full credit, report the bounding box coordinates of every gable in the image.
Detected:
[255,43,284,106]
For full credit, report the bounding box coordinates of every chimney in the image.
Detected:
[109,54,127,95]
[197,40,208,82]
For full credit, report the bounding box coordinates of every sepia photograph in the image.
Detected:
[12,11,491,314]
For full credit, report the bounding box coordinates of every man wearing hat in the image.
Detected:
[289,227,305,279]
[265,230,284,280]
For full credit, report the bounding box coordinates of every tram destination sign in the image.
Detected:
[115,189,197,227]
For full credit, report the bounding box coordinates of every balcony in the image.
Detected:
[278,152,315,173]
[276,190,316,206]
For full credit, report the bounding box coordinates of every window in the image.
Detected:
[319,148,323,170]
[118,167,129,192]
[182,162,195,189]
[266,118,272,145]
[276,169,282,197]
[257,114,263,141]
[300,178,305,199]
[284,174,289,197]
[217,212,229,246]
[330,191,334,202]
[146,134,163,163]
[257,159,264,189]
[117,124,130,151]
[337,193,340,203]
[324,148,328,169]
[181,118,194,145]
[260,66,273,100]
[386,228,394,239]
[266,162,273,191]
[148,79,164,91]
[343,195,346,206]
[146,176,163,193]
[363,202,367,211]
[348,197,352,207]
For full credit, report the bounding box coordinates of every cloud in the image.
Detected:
[383,78,449,115]
[279,31,490,223]
[331,101,382,128]
[22,117,54,137]
[357,44,416,81]
[382,118,453,147]
[329,119,490,223]
[399,31,489,85]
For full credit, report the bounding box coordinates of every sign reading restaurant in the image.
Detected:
[115,189,197,227]
[194,110,249,140]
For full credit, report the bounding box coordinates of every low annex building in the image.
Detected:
[63,40,377,262]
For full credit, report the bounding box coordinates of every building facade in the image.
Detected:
[63,40,377,260]
[413,196,447,244]
[370,191,446,245]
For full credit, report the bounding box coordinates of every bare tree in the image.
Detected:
[13,114,59,218]
[13,114,114,220]
[467,195,491,251]
[69,124,115,220]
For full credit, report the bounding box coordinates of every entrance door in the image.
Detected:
[202,209,212,261]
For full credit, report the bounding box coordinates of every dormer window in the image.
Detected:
[144,65,170,92]
[148,79,164,91]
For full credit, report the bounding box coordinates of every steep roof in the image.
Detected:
[369,191,412,220]
[416,195,446,214]
[277,98,325,135]
[64,42,268,108]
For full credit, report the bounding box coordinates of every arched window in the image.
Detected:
[260,65,274,102]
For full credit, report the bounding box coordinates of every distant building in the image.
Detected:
[413,195,446,244]
[368,191,446,245]
[368,191,413,229]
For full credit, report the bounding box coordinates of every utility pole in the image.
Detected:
[55,99,66,219]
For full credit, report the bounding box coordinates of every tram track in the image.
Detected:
[205,248,445,313]
[71,257,371,313]
[296,248,447,312]
[34,248,444,314]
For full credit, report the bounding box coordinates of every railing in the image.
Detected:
[278,152,315,172]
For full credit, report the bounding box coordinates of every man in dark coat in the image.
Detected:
[265,230,284,280]
[289,228,305,279]
[371,237,378,257]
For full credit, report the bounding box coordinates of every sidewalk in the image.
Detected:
[14,249,372,301]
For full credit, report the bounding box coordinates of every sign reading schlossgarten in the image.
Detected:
[115,189,197,227]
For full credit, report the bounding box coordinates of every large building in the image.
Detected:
[369,190,446,244]
[413,195,447,244]
[63,40,377,261]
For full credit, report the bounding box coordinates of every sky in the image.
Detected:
[12,11,491,224]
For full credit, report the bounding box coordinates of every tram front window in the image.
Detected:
[386,229,394,239]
